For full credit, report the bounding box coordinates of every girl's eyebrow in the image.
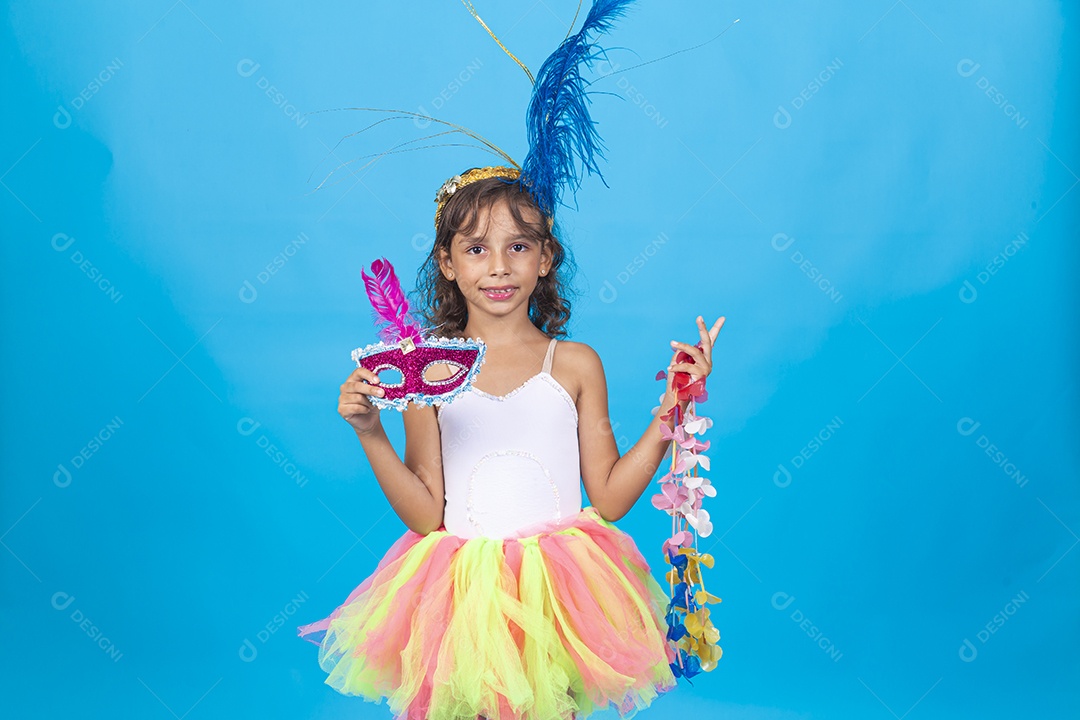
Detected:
[457,235,530,245]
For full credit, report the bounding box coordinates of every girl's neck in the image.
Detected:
[463,315,547,348]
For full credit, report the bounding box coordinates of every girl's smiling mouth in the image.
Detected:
[481,286,517,301]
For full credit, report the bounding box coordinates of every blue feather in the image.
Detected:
[519,0,635,218]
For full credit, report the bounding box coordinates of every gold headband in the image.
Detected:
[433,166,521,229]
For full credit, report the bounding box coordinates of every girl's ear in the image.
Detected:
[540,240,553,277]
[437,246,454,279]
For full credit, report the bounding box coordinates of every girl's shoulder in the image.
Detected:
[551,340,606,403]
[552,338,604,369]
[552,339,602,369]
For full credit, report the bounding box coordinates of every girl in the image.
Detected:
[298,166,725,720]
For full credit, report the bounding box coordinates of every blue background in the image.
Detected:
[2,1,1077,718]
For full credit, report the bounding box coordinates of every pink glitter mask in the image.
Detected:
[353,257,486,412]
[352,337,486,411]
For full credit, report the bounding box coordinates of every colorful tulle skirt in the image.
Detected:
[297,505,678,720]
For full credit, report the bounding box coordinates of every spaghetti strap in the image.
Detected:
[541,337,557,374]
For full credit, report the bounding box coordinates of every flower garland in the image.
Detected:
[651,342,722,681]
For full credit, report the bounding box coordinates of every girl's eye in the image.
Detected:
[465,244,527,254]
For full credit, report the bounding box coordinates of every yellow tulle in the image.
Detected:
[305,507,677,720]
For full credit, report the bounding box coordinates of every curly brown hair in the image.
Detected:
[411,177,578,339]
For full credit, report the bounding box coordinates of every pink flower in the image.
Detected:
[662,530,694,557]
[659,423,689,445]
[650,482,688,513]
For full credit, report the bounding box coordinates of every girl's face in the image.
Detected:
[440,198,552,319]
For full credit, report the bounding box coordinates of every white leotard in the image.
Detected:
[437,338,582,539]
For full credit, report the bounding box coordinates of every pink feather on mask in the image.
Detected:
[360,258,425,344]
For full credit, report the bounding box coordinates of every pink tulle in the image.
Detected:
[298,507,678,720]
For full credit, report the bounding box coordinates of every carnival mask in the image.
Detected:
[352,257,485,411]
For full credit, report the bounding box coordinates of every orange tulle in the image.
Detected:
[298,506,678,720]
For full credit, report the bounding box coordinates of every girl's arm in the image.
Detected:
[355,406,445,535]
[576,355,686,523]
[340,368,446,535]
[577,316,724,522]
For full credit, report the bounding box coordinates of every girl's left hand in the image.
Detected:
[667,315,726,393]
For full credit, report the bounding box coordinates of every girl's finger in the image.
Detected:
[340,402,375,415]
[347,385,385,398]
[670,339,707,366]
[710,316,726,337]
[696,315,726,361]
[348,367,382,385]
[708,316,726,351]
[694,316,713,363]
[344,378,386,394]
[696,316,709,346]
[670,361,711,376]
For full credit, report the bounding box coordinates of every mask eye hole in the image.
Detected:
[374,366,404,387]
[423,361,467,385]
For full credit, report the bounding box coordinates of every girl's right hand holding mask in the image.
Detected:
[339,367,385,435]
